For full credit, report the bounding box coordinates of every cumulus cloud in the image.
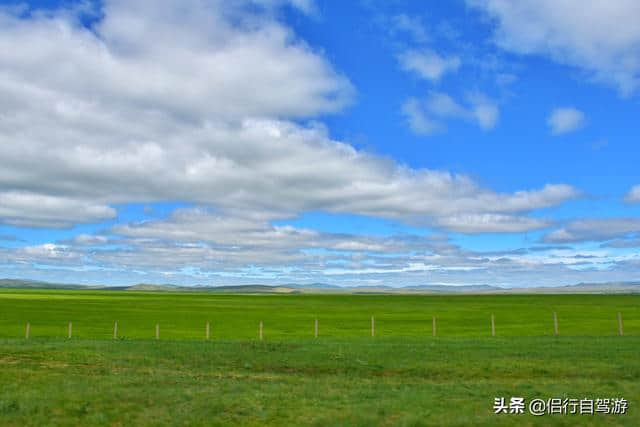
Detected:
[468,0,640,95]
[0,192,116,228]
[391,13,461,83]
[0,0,351,227]
[401,98,443,135]
[391,14,429,43]
[72,234,110,246]
[547,107,586,135]
[543,218,640,243]
[398,49,461,82]
[402,92,499,135]
[467,93,500,129]
[624,185,640,203]
[0,0,353,121]
[435,214,551,234]
[8,243,83,265]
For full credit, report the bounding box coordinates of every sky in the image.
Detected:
[0,0,639,287]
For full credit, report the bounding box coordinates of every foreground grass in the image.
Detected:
[0,337,638,426]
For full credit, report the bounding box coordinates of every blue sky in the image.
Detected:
[0,0,639,286]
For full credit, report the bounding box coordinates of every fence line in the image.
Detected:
[10,313,634,341]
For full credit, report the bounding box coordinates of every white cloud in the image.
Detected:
[72,234,109,245]
[547,107,586,135]
[0,0,350,227]
[401,98,443,135]
[425,92,466,116]
[436,214,551,234]
[10,243,83,265]
[468,93,500,130]
[398,49,461,82]
[468,0,640,95]
[543,218,640,243]
[0,192,115,228]
[624,185,640,203]
[391,14,429,43]
[402,91,500,135]
[0,0,353,123]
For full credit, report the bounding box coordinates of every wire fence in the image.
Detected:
[15,311,629,341]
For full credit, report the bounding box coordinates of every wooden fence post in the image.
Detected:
[314,318,318,338]
[25,322,30,340]
[553,312,559,336]
[432,316,436,337]
[371,316,375,337]
[113,321,118,340]
[259,321,263,341]
[206,321,210,340]
[68,322,72,339]
[155,324,160,340]
[491,314,495,337]
[618,312,624,336]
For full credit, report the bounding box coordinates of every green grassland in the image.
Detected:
[0,289,638,425]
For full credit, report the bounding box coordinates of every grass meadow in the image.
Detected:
[0,289,638,425]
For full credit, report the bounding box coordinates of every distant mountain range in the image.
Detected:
[1,278,639,294]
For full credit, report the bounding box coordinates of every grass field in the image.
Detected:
[0,290,638,425]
